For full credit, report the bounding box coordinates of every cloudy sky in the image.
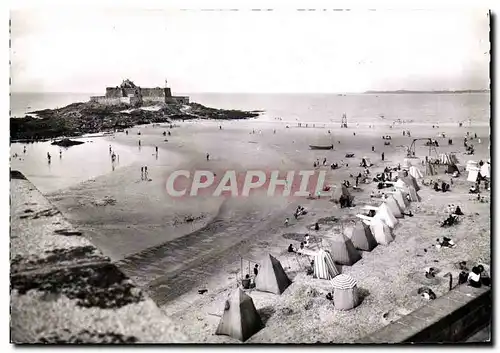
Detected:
[10,8,490,93]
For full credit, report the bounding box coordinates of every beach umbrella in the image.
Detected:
[331,274,360,310]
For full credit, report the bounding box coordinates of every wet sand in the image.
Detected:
[44,119,490,342]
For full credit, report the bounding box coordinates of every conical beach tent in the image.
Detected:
[407,185,420,202]
[385,195,403,218]
[326,233,361,266]
[313,249,340,280]
[215,288,264,342]
[446,163,460,175]
[331,184,351,203]
[401,174,420,192]
[425,162,437,176]
[480,163,490,179]
[331,274,360,311]
[255,254,291,295]
[369,218,394,245]
[409,166,423,179]
[374,203,398,228]
[393,189,409,210]
[345,221,377,251]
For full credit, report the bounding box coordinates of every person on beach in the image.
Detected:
[323,158,327,166]
[144,166,148,180]
[138,140,141,147]
[206,153,210,161]
[381,152,385,161]
[403,131,406,136]
[59,150,62,158]
[47,152,51,162]
[220,125,222,130]
[168,131,171,136]
[126,130,128,135]
[314,222,320,231]
[372,146,375,152]
[141,167,144,180]
[155,146,158,154]
[163,131,166,136]
[109,145,112,154]
[284,218,289,227]
[23,146,26,154]
[254,264,259,277]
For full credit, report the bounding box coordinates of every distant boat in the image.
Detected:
[309,144,334,150]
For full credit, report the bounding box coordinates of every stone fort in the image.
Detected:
[90,79,189,106]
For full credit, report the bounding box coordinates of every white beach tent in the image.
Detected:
[356,216,394,245]
[373,203,398,228]
[467,167,480,182]
[313,249,340,280]
[480,163,490,179]
[409,166,423,179]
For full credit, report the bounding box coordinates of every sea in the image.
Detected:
[11,92,491,126]
[10,92,490,193]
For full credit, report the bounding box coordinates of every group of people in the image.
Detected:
[287,234,311,253]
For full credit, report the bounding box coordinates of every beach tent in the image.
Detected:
[466,160,478,172]
[409,166,423,179]
[384,195,403,218]
[331,184,351,203]
[345,221,377,251]
[331,274,360,311]
[369,218,394,245]
[215,288,264,342]
[467,167,480,183]
[480,163,490,179]
[402,158,413,169]
[255,254,291,295]
[373,203,398,228]
[394,179,406,189]
[446,163,460,175]
[313,249,340,280]
[407,186,420,202]
[449,154,459,165]
[401,174,420,192]
[326,233,361,266]
[392,189,410,210]
[425,162,437,176]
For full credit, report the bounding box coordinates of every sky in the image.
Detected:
[10,8,490,93]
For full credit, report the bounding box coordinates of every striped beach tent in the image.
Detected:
[313,249,340,280]
[331,274,360,310]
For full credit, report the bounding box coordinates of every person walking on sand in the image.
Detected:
[372,146,375,152]
[23,146,26,154]
[284,218,289,227]
[138,140,141,147]
[141,167,144,180]
[381,152,385,161]
[155,146,158,154]
[59,150,62,158]
[144,166,148,180]
[206,153,210,161]
[47,152,51,163]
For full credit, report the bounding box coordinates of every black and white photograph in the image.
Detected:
[8,2,492,345]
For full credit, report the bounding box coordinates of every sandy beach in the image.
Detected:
[39,116,491,342]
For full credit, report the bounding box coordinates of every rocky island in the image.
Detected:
[10,79,259,141]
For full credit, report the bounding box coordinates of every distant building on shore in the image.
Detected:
[90,79,189,106]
